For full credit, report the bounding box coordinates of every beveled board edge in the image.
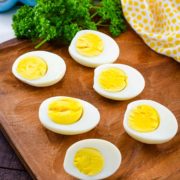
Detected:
[0,122,36,180]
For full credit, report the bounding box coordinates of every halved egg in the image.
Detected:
[68,30,120,68]
[93,64,145,100]
[12,51,66,87]
[123,100,178,144]
[38,96,100,135]
[64,139,121,179]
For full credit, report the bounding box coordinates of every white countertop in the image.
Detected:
[0,7,18,43]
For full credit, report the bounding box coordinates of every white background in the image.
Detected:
[0,7,18,43]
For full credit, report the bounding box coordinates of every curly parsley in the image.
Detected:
[12,0,126,48]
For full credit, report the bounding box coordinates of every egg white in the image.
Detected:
[68,30,120,68]
[123,100,178,144]
[12,51,66,87]
[93,64,145,100]
[64,139,121,179]
[38,96,100,135]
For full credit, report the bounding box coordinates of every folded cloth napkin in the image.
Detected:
[121,0,180,62]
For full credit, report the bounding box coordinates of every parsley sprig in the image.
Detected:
[12,0,126,48]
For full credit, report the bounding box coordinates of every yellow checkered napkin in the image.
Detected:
[121,0,180,62]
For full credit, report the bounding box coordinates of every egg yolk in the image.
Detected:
[128,105,160,132]
[16,56,47,80]
[76,33,104,56]
[74,148,104,176]
[48,98,83,125]
[98,68,127,92]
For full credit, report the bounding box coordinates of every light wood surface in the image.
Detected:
[0,28,180,180]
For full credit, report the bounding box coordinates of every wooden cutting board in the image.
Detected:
[0,28,180,180]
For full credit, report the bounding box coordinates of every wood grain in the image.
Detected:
[0,168,32,180]
[0,131,32,180]
[0,28,180,180]
[0,131,24,170]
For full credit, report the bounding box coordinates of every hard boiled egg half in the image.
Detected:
[93,64,145,100]
[123,100,178,144]
[64,139,121,179]
[12,51,66,87]
[68,30,120,68]
[39,96,100,135]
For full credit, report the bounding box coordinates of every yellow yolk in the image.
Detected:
[76,33,104,56]
[74,148,104,176]
[48,98,83,124]
[98,68,127,92]
[128,105,160,132]
[17,56,47,80]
